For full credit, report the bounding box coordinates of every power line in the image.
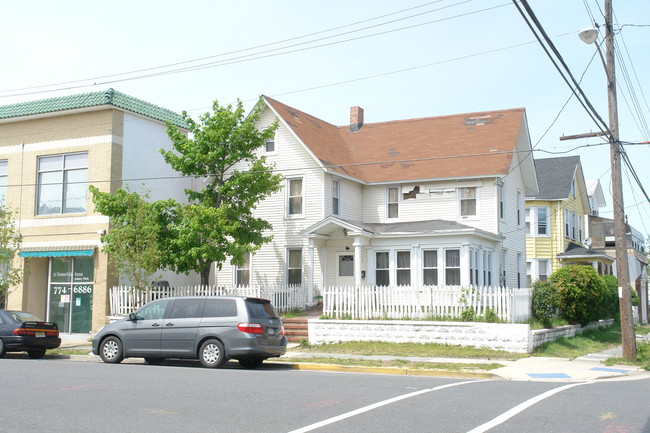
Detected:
[1,2,512,99]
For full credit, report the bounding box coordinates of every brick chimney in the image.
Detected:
[349,106,364,132]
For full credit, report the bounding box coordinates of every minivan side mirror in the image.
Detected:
[128,312,138,321]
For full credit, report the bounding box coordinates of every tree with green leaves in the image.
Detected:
[161,98,283,285]
[0,206,24,306]
[89,186,173,291]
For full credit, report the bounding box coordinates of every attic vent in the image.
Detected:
[464,116,492,126]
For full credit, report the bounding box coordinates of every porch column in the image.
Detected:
[307,238,315,305]
[460,242,470,286]
[354,236,363,288]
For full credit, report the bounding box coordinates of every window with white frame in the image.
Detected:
[517,191,523,226]
[264,138,276,153]
[387,187,399,219]
[502,250,508,286]
[498,182,505,220]
[375,251,390,286]
[483,251,492,286]
[287,248,303,286]
[564,209,570,237]
[37,153,88,215]
[0,160,7,203]
[517,253,522,288]
[570,212,576,240]
[396,251,411,286]
[445,249,461,285]
[571,176,577,198]
[578,216,583,242]
[529,258,550,283]
[470,249,479,286]
[422,250,438,286]
[235,253,251,287]
[332,179,340,216]
[526,207,549,236]
[538,259,549,281]
[459,187,477,217]
[287,178,303,216]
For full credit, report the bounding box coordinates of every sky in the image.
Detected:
[2,0,649,240]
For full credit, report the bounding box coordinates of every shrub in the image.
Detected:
[460,307,476,322]
[550,265,607,326]
[602,275,620,319]
[531,279,559,327]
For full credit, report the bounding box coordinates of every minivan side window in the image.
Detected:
[168,299,205,319]
[245,300,278,319]
[136,300,170,320]
[203,299,237,317]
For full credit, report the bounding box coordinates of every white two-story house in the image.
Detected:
[214,96,539,304]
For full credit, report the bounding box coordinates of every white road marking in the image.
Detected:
[287,380,485,433]
[465,382,594,433]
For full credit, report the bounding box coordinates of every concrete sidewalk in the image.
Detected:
[281,345,647,381]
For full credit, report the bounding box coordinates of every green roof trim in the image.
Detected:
[0,88,187,128]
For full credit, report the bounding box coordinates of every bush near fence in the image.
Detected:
[109,285,307,316]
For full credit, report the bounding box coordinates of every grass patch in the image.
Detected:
[280,309,307,319]
[532,324,622,358]
[289,340,525,360]
[48,348,92,356]
[278,356,504,371]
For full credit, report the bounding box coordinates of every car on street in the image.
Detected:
[0,310,61,358]
[92,296,287,368]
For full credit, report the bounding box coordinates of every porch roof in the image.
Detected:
[301,216,503,241]
[556,242,614,262]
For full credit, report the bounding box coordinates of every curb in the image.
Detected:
[272,361,498,379]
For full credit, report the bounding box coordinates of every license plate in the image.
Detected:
[268,328,275,335]
[35,332,45,338]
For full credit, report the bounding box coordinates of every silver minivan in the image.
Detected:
[92,296,287,368]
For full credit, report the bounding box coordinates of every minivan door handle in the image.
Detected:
[165,323,175,327]
[151,323,161,327]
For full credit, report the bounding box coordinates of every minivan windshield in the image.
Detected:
[245,299,278,319]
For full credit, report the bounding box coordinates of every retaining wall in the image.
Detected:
[308,318,614,354]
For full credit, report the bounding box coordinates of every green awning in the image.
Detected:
[19,249,94,258]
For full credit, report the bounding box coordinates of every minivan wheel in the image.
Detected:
[100,336,124,364]
[199,339,226,368]
[239,358,264,369]
[144,357,165,365]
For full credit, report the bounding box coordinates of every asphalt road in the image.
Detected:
[1,357,649,433]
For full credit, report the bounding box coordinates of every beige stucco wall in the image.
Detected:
[0,108,124,332]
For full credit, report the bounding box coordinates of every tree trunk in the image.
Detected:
[200,266,211,286]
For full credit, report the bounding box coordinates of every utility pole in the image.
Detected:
[605,0,636,361]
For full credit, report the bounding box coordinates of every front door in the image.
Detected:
[48,256,94,334]
[336,253,355,286]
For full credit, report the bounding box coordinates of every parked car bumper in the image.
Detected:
[3,335,61,351]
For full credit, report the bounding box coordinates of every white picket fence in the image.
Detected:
[109,285,307,316]
[322,285,532,323]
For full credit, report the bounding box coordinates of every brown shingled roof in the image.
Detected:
[263,95,526,183]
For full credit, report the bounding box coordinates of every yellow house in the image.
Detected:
[525,156,613,285]
[0,89,190,334]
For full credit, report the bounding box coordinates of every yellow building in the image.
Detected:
[0,89,189,334]
[525,156,613,285]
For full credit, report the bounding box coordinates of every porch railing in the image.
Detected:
[109,284,307,316]
[321,285,532,323]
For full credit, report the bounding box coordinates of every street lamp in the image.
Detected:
[579,5,636,361]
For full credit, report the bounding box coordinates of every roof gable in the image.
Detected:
[0,89,187,128]
[263,96,528,184]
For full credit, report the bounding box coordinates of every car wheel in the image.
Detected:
[99,336,124,364]
[238,358,264,369]
[27,349,46,359]
[198,339,226,368]
[144,357,165,365]
[0,338,5,358]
